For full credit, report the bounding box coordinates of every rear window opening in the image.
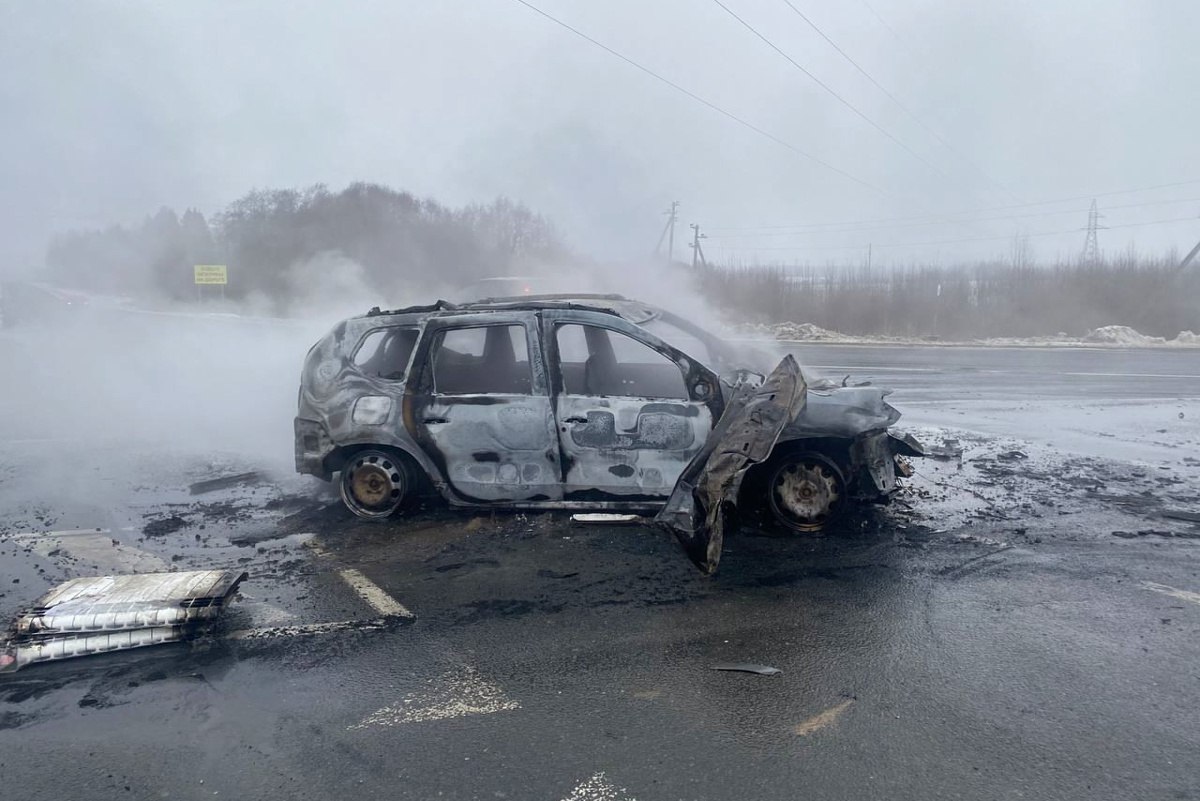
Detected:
[353,327,419,380]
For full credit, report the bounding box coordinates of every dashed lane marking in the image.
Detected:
[304,537,414,618]
[560,773,638,801]
[793,699,855,736]
[337,567,413,618]
[1065,372,1200,379]
[348,666,519,729]
[1142,581,1200,606]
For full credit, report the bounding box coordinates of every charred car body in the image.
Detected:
[295,295,923,572]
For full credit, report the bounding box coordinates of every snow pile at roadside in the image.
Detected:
[1082,325,1167,346]
[771,322,847,341]
[737,321,863,342]
[735,320,1200,348]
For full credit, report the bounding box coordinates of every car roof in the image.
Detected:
[359,294,663,325]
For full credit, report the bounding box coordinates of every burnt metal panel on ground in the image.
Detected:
[1,569,246,673]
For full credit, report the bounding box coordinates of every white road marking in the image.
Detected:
[348,666,519,729]
[9,526,138,540]
[560,773,637,801]
[1064,372,1200,379]
[1141,581,1200,606]
[337,567,414,618]
[304,537,414,618]
[793,699,855,736]
[227,618,392,640]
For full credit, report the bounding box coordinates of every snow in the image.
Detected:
[736,322,1200,348]
[1082,325,1166,346]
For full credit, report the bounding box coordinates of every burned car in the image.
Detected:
[295,295,922,572]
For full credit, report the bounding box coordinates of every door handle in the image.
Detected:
[423,417,449,425]
[562,416,587,424]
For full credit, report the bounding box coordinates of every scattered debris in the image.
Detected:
[710,663,782,676]
[571,513,642,524]
[996,450,1029,462]
[793,698,855,736]
[141,515,189,537]
[0,569,247,673]
[189,471,262,495]
[927,442,964,462]
[1161,509,1200,524]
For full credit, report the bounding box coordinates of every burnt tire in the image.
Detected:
[339,449,410,520]
[766,452,845,533]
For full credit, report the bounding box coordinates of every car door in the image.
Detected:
[405,313,561,503]
[544,310,721,501]
[656,355,807,575]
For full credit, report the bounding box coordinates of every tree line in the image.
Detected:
[696,253,1200,339]
[45,183,565,312]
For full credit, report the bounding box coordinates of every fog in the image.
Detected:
[3,1,1199,496]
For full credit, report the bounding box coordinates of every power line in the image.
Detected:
[509,0,882,193]
[857,0,925,69]
[716,213,1200,253]
[705,195,1200,239]
[705,178,1200,232]
[779,0,1021,203]
[711,0,962,191]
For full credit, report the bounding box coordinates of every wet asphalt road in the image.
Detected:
[2,320,1199,800]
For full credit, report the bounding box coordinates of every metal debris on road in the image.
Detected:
[189,471,262,495]
[570,513,643,524]
[710,663,782,676]
[0,569,247,673]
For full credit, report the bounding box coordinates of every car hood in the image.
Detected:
[786,384,901,438]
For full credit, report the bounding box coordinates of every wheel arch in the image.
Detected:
[324,441,438,493]
[738,435,853,528]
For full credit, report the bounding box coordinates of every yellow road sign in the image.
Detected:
[194,265,228,285]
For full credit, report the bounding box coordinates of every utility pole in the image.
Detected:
[1080,199,1104,266]
[689,223,708,268]
[1180,238,1200,270]
[654,201,680,262]
[666,201,679,263]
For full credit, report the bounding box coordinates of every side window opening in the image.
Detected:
[556,324,688,400]
[354,327,419,380]
[432,324,532,395]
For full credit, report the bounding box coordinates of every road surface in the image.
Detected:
[1,316,1197,800]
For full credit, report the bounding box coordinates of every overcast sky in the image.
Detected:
[3,0,1199,272]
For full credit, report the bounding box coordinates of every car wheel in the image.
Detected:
[339,449,410,520]
[766,452,845,532]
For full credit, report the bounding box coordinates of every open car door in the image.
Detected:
[655,355,807,575]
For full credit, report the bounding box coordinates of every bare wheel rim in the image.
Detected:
[341,451,406,518]
[768,459,842,532]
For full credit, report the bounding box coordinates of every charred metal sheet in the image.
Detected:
[711,663,782,675]
[571,513,643,524]
[656,355,807,575]
[888,432,927,458]
[0,570,246,673]
[852,431,899,496]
